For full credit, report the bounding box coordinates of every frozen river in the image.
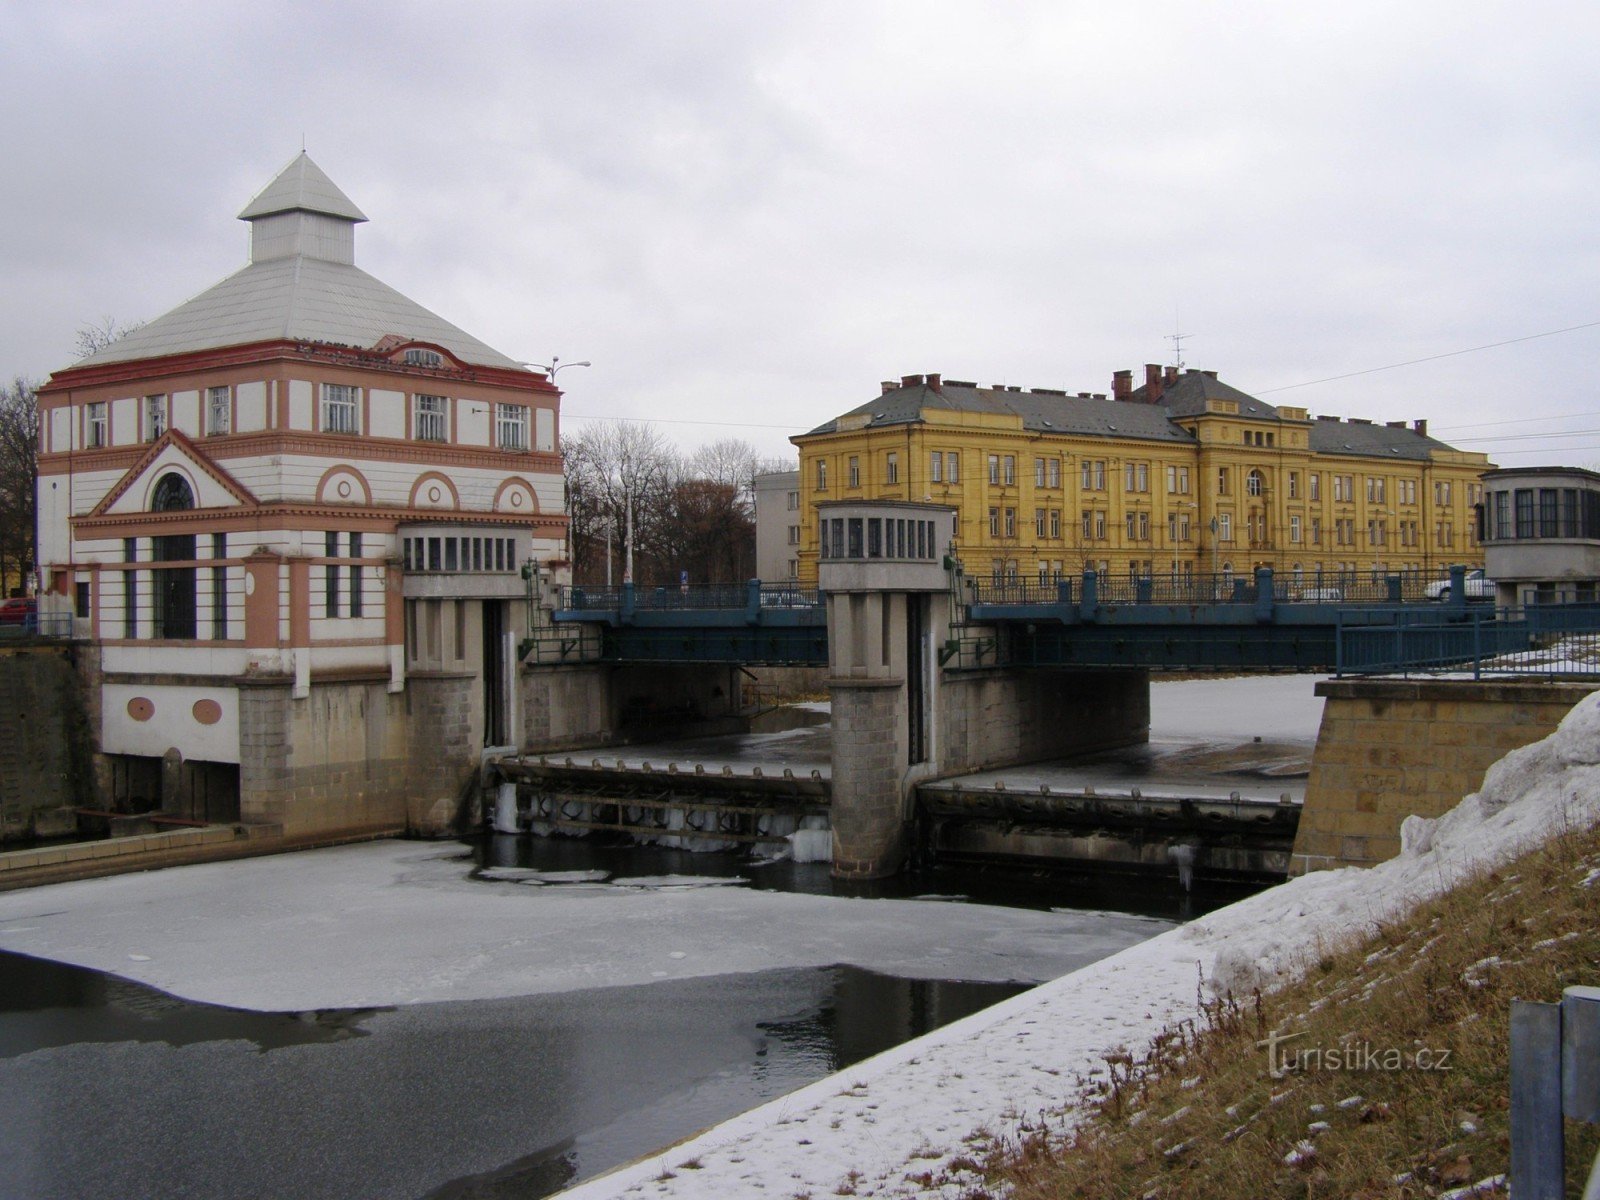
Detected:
[0,674,1328,1199]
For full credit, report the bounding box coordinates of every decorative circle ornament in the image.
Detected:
[127,697,155,722]
[192,699,223,726]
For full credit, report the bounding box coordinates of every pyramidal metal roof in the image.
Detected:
[70,156,523,372]
[237,151,368,222]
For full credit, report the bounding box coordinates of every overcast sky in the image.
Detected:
[4,1,1598,466]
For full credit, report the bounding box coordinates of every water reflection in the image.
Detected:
[0,949,1025,1200]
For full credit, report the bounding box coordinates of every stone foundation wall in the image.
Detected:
[1292,678,1600,873]
[238,675,411,839]
[405,673,477,834]
[521,664,617,750]
[0,645,94,842]
[830,678,906,877]
[937,667,1150,775]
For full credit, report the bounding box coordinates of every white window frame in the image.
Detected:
[414,394,448,442]
[86,401,109,448]
[145,394,167,442]
[206,386,230,436]
[321,384,360,434]
[496,403,529,451]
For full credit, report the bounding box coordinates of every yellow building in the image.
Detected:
[791,366,1492,588]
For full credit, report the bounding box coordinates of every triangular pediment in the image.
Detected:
[91,430,260,518]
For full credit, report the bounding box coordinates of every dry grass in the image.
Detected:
[968,821,1600,1199]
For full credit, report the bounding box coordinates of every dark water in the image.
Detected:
[0,949,1024,1200]
[476,831,1262,920]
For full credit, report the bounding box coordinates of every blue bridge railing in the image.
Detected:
[1335,602,1600,679]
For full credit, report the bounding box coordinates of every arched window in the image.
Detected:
[150,473,197,638]
[152,473,195,512]
[1246,470,1265,497]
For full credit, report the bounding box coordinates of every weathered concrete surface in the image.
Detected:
[0,645,93,844]
[938,667,1150,776]
[1291,677,1600,872]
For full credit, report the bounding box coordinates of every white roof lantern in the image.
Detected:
[239,152,368,266]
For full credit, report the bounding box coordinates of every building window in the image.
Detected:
[787,525,800,545]
[404,348,444,368]
[1436,480,1453,505]
[1124,462,1149,493]
[988,507,999,537]
[1004,508,1016,537]
[1309,473,1321,501]
[1003,456,1016,486]
[1094,510,1106,540]
[1246,470,1265,497]
[144,394,168,442]
[211,533,227,640]
[1081,460,1106,490]
[946,452,959,483]
[123,537,137,638]
[350,533,364,617]
[322,384,360,434]
[1290,514,1302,543]
[1367,477,1386,504]
[151,474,196,640]
[988,454,1000,485]
[786,490,799,510]
[885,452,898,484]
[1219,513,1233,541]
[816,460,827,490]
[86,401,108,448]
[1217,467,1231,496]
[1035,458,1046,487]
[847,456,860,488]
[1048,458,1061,488]
[1288,472,1300,499]
[1333,475,1353,503]
[326,532,341,618]
[1514,489,1534,538]
[414,394,448,441]
[1310,516,1322,545]
[931,452,942,483]
[206,386,230,436]
[1049,509,1061,539]
[496,404,529,450]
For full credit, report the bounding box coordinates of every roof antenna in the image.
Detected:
[301,132,306,153]
[1167,306,1189,371]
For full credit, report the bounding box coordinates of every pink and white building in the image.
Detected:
[35,153,567,837]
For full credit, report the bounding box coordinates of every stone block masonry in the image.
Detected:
[0,645,94,843]
[938,667,1150,775]
[830,678,907,877]
[1291,678,1600,872]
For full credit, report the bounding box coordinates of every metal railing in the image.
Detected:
[0,610,74,639]
[559,581,822,612]
[969,567,1456,607]
[1336,603,1600,679]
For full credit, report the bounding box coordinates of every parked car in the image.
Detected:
[1426,569,1493,601]
[0,597,36,626]
[1298,586,1344,602]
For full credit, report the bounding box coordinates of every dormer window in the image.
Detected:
[403,348,443,368]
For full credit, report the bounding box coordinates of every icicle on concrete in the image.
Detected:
[492,782,520,834]
[787,814,833,864]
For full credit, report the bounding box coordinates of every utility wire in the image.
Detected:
[1256,320,1600,394]
[1434,409,1600,434]
[565,411,803,431]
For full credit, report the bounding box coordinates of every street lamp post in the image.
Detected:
[522,356,592,384]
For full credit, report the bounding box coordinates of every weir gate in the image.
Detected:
[499,502,1505,882]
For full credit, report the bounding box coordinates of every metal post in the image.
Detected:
[1511,999,1564,1200]
[1080,568,1098,621]
[1254,568,1274,623]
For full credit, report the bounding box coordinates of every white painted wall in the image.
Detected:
[536,408,554,452]
[289,379,312,430]
[457,401,490,447]
[111,397,137,446]
[236,380,267,433]
[171,390,200,437]
[101,682,241,763]
[369,389,405,440]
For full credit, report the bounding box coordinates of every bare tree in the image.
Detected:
[0,378,38,597]
[562,422,679,585]
[74,315,143,360]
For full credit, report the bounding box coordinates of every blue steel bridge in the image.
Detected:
[540,566,1565,674]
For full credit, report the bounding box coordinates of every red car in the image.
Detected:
[0,597,36,626]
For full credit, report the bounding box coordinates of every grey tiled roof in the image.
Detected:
[237,152,368,222]
[1308,418,1453,462]
[1138,370,1282,421]
[71,255,522,370]
[803,382,1198,445]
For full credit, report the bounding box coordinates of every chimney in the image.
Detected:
[1201,369,1218,380]
[881,380,898,395]
[1112,369,1132,400]
[1145,363,1164,403]
[1077,392,1091,399]
[926,372,941,392]
[1386,420,1405,429]
[901,374,924,388]
[1413,418,1428,437]
[1164,364,1179,386]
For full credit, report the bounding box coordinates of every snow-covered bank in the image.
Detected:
[0,845,1166,1012]
[556,691,1600,1200]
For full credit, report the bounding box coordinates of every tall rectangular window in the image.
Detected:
[930,452,942,483]
[1309,473,1321,501]
[1515,489,1534,538]
[1219,513,1233,541]
[350,533,364,618]
[414,394,448,441]
[1047,458,1060,488]
[816,460,827,490]
[496,403,529,450]
[1004,508,1016,537]
[988,455,1000,485]
[1217,467,1231,495]
[946,453,959,483]
[144,394,167,441]
[1049,509,1061,538]
[87,401,109,448]
[206,386,230,436]
[321,384,360,433]
[1290,514,1302,543]
[1538,488,1559,537]
[885,452,898,484]
[848,456,860,487]
[325,532,341,617]
[1035,458,1046,487]
[211,533,227,640]
[1003,456,1015,485]
[1035,508,1046,537]
[123,537,137,638]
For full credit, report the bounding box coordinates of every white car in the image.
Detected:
[1426,569,1493,601]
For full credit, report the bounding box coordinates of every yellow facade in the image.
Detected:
[792,370,1492,587]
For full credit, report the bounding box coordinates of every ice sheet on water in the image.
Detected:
[608,875,749,890]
